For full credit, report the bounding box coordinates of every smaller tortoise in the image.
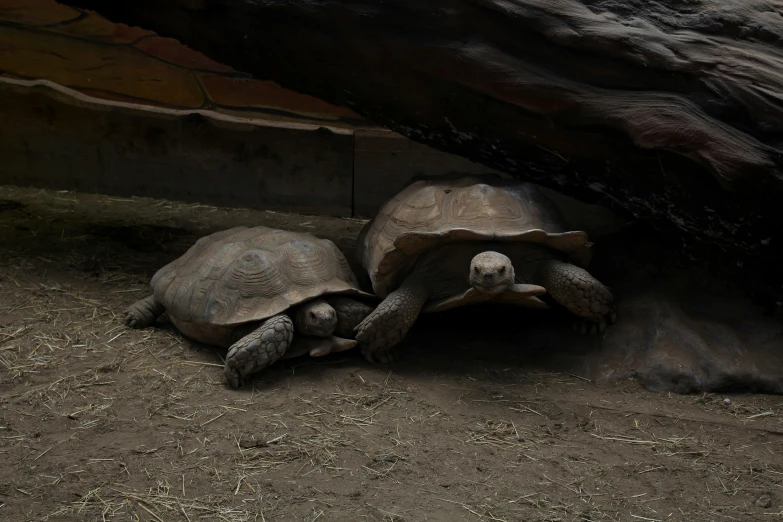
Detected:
[124,226,375,388]
[355,175,616,362]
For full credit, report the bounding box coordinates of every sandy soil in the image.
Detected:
[1,185,782,522]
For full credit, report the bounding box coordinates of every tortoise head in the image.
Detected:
[295,299,338,337]
[469,251,515,295]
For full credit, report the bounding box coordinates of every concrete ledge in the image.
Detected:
[0,78,355,215]
[0,77,503,218]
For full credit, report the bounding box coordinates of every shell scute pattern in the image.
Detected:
[151,226,366,327]
[450,184,518,228]
[359,176,591,298]
[232,249,288,298]
[393,185,442,225]
[280,239,338,286]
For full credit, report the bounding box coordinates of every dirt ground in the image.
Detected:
[1,185,782,522]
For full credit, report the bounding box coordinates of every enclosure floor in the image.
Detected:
[1,185,782,521]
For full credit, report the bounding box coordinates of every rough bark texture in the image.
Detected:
[57,0,783,303]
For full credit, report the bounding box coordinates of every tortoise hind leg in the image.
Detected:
[534,260,616,334]
[124,295,165,329]
[224,315,294,389]
[354,281,429,363]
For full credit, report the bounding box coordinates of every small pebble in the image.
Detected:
[755,494,772,508]
[723,398,732,406]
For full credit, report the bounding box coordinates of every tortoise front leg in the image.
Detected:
[327,296,375,338]
[533,260,616,334]
[124,295,165,329]
[224,314,294,389]
[354,281,429,363]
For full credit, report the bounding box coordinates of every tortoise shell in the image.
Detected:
[358,175,592,298]
[151,226,372,327]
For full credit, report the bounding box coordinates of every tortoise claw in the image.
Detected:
[361,344,401,364]
[572,316,609,336]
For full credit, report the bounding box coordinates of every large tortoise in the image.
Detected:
[354,175,616,362]
[124,226,375,388]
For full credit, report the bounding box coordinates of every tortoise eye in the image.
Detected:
[309,311,317,320]
[473,266,480,274]
[499,266,506,274]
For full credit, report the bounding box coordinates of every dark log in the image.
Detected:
[57,0,783,303]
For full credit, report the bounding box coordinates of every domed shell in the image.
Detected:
[151,226,372,326]
[358,175,592,298]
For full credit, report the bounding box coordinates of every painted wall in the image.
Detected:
[0,0,373,128]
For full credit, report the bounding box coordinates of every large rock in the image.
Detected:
[57,0,783,303]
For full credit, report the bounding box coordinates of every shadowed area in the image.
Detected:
[56,0,783,304]
[0,185,779,395]
[400,228,783,394]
